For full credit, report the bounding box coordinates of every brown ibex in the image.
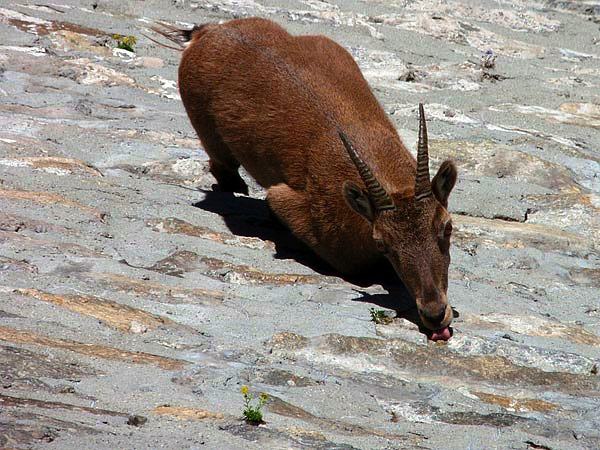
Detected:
[154,18,458,341]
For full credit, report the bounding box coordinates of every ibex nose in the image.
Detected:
[418,303,451,329]
[420,304,446,324]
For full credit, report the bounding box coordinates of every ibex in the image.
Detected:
[154,18,458,341]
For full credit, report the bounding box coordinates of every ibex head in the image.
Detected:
[340,104,457,340]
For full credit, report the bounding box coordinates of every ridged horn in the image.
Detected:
[339,131,395,211]
[415,103,432,201]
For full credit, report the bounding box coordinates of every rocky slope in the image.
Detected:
[0,0,599,449]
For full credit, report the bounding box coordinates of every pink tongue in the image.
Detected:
[429,327,452,342]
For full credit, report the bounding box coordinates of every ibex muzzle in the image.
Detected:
[166,18,458,340]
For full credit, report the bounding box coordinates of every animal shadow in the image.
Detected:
[193,189,334,274]
[193,189,443,334]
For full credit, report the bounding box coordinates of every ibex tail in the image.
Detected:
[145,22,208,51]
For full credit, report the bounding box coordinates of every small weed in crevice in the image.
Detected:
[112,34,137,52]
[241,385,268,425]
[370,308,393,325]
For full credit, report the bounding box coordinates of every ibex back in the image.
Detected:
[169,18,458,341]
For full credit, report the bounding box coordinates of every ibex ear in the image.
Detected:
[432,160,457,208]
[343,181,374,222]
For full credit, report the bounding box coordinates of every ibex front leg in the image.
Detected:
[267,184,318,247]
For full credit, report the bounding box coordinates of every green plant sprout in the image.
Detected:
[240,385,268,425]
[370,308,393,325]
[112,34,137,52]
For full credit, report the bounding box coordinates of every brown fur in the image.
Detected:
[175,18,458,331]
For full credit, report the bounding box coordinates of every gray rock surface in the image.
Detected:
[0,0,599,449]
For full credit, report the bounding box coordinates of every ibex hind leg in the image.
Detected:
[199,130,249,195]
[208,157,248,195]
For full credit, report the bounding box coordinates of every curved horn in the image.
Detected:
[339,131,395,211]
[415,103,432,201]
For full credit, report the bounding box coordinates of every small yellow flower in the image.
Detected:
[259,393,268,402]
[240,385,249,395]
[123,35,137,46]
